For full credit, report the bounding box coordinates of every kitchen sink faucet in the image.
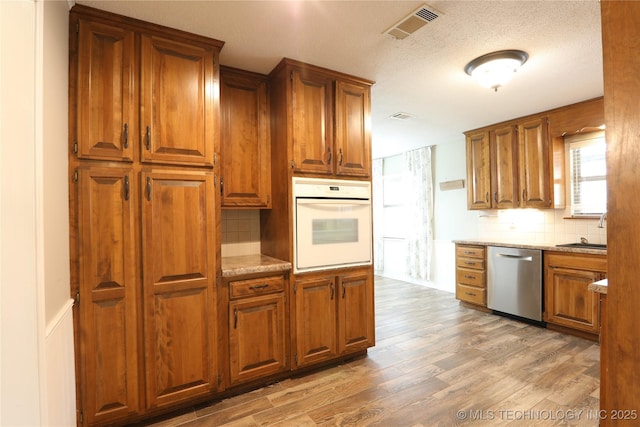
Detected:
[598,212,607,228]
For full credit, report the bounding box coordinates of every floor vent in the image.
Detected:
[384,4,442,40]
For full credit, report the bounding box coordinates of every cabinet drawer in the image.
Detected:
[456,267,485,288]
[456,257,485,270]
[456,245,485,259]
[456,283,487,306]
[230,275,285,299]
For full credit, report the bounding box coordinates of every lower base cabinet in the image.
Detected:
[544,252,607,337]
[292,267,375,368]
[225,273,289,386]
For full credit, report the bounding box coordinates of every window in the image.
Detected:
[565,131,606,216]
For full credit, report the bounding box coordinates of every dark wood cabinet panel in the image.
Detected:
[220,67,271,207]
[140,36,216,166]
[75,19,136,161]
[465,131,491,209]
[335,81,371,177]
[141,170,217,409]
[291,67,334,175]
[338,271,375,354]
[76,165,140,424]
[491,125,519,208]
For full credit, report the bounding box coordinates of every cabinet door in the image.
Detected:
[491,125,519,208]
[76,166,139,424]
[76,19,135,161]
[293,275,337,367]
[337,270,375,354]
[466,131,491,209]
[229,293,286,384]
[545,266,603,334]
[220,68,271,207]
[140,36,216,166]
[142,170,217,409]
[518,117,552,208]
[335,81,371,177]
[291,68,334,175]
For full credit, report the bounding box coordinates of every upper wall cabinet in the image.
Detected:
[464,98,605,210]
[70,5,223,167]
[220,66,271,208]
[269,59,374,178]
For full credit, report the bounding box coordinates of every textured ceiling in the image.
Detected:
[74,0,604,159]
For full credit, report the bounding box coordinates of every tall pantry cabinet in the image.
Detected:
[68,5,223,425]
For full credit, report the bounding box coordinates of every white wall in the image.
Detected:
[431,140,478,292]
[1,0,74,425]
[1,1,42,424]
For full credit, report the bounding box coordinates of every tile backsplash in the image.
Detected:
[221,210,261,257]
[476,208,607,245]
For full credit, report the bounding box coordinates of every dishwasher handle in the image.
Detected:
[495,253,533,261]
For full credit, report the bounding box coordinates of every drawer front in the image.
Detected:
[456,245,485,259]
[230,275,285,299]
[456,267,485,288]
[456,257,485,270]
[456,283,487,306]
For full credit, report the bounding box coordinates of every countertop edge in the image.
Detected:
[588,278,608,294]
[452,240,607,255]
[221,254,292,278]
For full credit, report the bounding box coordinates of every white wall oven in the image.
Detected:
[293,177,372,273]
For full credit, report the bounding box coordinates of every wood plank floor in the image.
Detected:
[139,276,600,427]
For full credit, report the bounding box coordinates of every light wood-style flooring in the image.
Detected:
[140,276,601,427]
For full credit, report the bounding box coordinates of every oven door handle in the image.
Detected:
[296,199,370,206]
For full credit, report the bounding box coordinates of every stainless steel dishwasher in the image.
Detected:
[487,246,543,322]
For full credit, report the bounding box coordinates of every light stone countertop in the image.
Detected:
[221,254,291,278]
[588,278,608,294]
[452,239,607,256]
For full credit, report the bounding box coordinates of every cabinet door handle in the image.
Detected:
[494,191,498,203]
[464,275,476,280]
[522,189,526,202]
[339,148,343,166]
[464,261,475,266]
[124,175,130,201]
[485,192,489,203]
[330,283,334,300]
[123,123,129,148]
[146,176,151,201]
[249,284,269,290]
[465,291,477,297]
[145,125,151,150]
[233,308,238,329]
[342,281,346,299]
[327,147,332,164]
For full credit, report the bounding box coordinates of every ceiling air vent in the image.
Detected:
[390,112,415,120]
[384,4,442,40]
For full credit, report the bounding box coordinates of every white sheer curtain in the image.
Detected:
[372,158,384,272]
[404,146,434,281]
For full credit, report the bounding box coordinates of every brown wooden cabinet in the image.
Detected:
[74,165,140,425]
[465,131,491,209]
[69,5,223,424]
[226,274,288,385]
[71,5,222,167]
[293,267,374,368]
[455,244,487,307]
[334,80,372,177]
[140,35,218,166]
[75,18,136,161]
[220,67,271,208]
[491,125,519,208]
[269,58,374,178]
[466,116,555,210]
[544,251,607,339]
[141,169,218,409]
[518,117,552,208]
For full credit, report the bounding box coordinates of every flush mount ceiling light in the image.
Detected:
[464,50,529,92]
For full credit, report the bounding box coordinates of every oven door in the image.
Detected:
[294,198,372,273]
